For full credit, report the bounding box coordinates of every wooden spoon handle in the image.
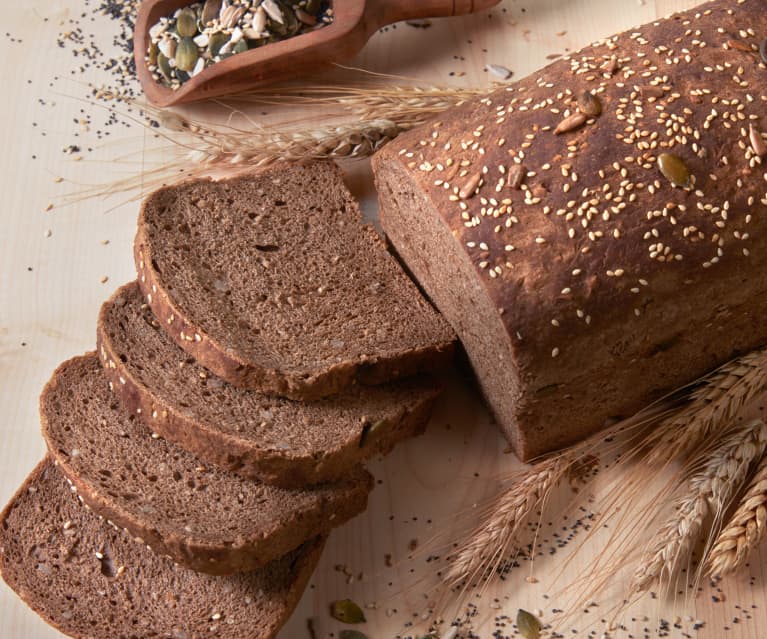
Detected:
[367,0,501,26]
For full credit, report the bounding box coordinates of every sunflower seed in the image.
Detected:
[201,0,222,26]
[554,111,587,134]
[761,38,767,64]
[657,152,691,188]
[193,32,209,47]
[220,5,246,29]
[218,5,236,28]
[339,631,369,639]
[263,0,284,24]
[577,90,602,117]
[486,63,513,80]
[750,123,766,157]
[252,6,267,34]
[243,27,263,40]
[305,0,321,14]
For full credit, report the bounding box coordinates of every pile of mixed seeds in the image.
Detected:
[147,0,333,88]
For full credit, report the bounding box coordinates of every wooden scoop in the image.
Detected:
[134,0,501,107]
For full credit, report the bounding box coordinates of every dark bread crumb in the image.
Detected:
[97,281,441,488]
[40,354,372,575]
[0,458,324,639]
[135,161,455,400]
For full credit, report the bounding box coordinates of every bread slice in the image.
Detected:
[134,161,455,400]
[40,354,371,575]
[98,281,441,488]
[0,458,324,639]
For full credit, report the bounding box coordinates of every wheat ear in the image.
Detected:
[150,108,403,166]
[630,419,767,596]
[707,454,767,576]
[443,454,573,586]
[69,110,404,202]
[232,83,482,126]
[645,349,767,465]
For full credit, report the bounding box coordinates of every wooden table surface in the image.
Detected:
[1,0,765,637]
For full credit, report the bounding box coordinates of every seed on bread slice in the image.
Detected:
[98,281,441,488]
[134,161,455,400]
[40,354,371,575]
[0,458,324,639]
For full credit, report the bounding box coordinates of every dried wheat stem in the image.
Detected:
[707,454,767,577]
[645,349,767,465]
[147,107,403,166]
[444,454,572,585]
[630,419,767,596]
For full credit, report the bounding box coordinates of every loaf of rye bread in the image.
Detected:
[0,458,324,639]
[40,354,371,575]
[373,0,767,460]
[135,161,455,400]
[97,281,441,488]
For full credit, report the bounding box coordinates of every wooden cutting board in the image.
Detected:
[0,0,763,637]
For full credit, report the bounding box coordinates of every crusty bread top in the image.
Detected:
[97,281,441,487]
[39,354,371,574]
[374,0,767,383]
[135,161,455,399]
[0,458,324,639]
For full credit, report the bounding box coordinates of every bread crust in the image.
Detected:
[374,0,767,459]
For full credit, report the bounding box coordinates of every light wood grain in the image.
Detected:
[1,1,765,638]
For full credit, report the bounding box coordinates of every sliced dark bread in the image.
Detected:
[134,161,455,400]
[98,281,441,488]
[0,458,324,639]
[39,354,371,575]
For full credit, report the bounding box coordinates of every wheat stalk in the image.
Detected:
[441,401,680,590]
[64,80,485,202]
[644,349,767,465]
[707,454,767,576]
[443,454,573,586]
[630,419,767,596]
[70,111,404,201]
[231,83,482,126]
